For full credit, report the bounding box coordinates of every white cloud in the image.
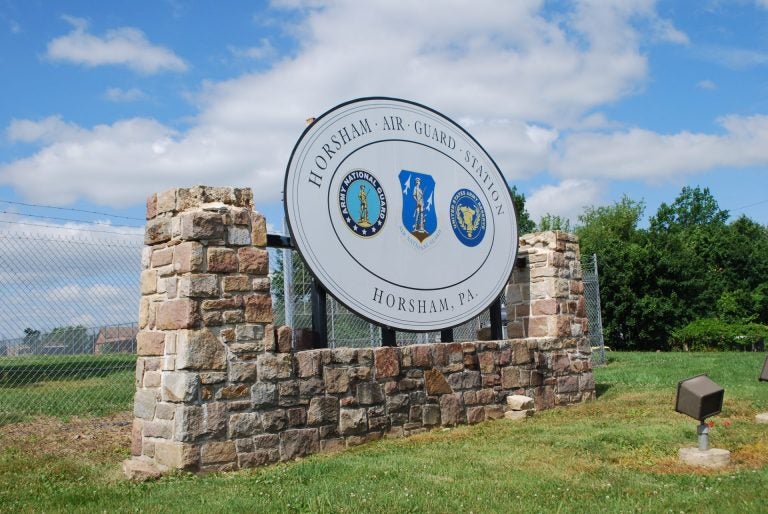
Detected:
[0,216,142,337]
[525,179,603,225]
[46,15,187,73]
[229,39,277,60]
[697,79,717,90]
[703,46,768,70]
[0,1,712,210]
[6,115,83,144]
[649,17,689,45]
[552,114,768,181]
[104,87,146,102]
[1,10,22,34]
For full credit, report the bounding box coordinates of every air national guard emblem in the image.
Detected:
[450,189,486,247]
[338,169,387,238]
[399,170,437,244]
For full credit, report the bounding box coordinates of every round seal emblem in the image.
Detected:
[450,188,486,247]
[338,169,387,237]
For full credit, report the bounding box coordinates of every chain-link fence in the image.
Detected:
[0,230,142,425]
[0,229,604,426]
[582,254,607,366]
[271,247,606,365]
[269,247,503,348]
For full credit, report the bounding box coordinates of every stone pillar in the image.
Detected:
[128,186,273,474]
[506,231,587,339]
[505,231,593,408]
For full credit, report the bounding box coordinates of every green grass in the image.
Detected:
[0,353,136,423]
[1,351,768,513]
[598,351,768,410]
[0,353,137,385]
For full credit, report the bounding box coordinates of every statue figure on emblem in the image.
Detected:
[358,184,370,226]
[413,177,425,232]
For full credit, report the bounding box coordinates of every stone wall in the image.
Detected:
[124,186,594,477]
[505,231,593,406]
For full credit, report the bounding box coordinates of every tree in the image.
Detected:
[578,195,645,246]
[636,187,733,346]
[719,216,768,304]
[537,213,571,232]
[509,185,536,234]
[580,186,768,350]
[23,328,41,354]
[44,326,91,354]
[717,289,756,323]
[649,186,729,232]
[576,196,652,349]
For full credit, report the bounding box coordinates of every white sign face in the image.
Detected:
[285,97,518,332]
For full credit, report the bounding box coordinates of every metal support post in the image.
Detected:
[697,422,710,451]
[489,296,503,340]
[440,329,454,343]
[311,278,328,349]
[381,327,396,347]
[283,246,294,347]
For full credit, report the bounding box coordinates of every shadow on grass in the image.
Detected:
[0,356,136,387]
[595,383,612,397]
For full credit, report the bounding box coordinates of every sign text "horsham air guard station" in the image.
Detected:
[285,97,518,332]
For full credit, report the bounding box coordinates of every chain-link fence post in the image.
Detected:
[583,253,607,365]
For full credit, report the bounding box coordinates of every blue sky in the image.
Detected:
[1,0,768,235]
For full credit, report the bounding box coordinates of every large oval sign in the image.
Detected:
[284,97,518,332]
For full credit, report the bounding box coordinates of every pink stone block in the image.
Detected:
[238,247,269,275]
[412,345,432,367]
[526,316,549,337]
[251,212,267,247]
[532,298,558,315]
[207,248,238,272]
[374,347,400,378]
[146,194,157,220]
[137,331,165,356]
[156,299,199,330]
[276,325,292,353]
[245,293,273,323]
[173,242,205,274]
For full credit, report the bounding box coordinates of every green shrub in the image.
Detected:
[670,318,768,351]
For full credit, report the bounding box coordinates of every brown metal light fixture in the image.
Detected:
[675,374,724,451]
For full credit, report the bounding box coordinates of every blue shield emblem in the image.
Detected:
[399,170,437,243]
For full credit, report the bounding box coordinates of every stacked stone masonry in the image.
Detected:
[127,186,595,475]
[505,231,588,340]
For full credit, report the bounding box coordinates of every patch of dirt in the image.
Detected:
[637,441,768,476]
[0,411,132,464]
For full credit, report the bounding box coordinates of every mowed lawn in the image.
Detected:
[1,352,767,513]
[0,354,136,424]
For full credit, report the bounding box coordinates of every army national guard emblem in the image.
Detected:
[399,170,438,246]
[450,189,486,247]
[338,169,387,237]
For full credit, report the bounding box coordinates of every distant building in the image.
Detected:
[94,325,138,354]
